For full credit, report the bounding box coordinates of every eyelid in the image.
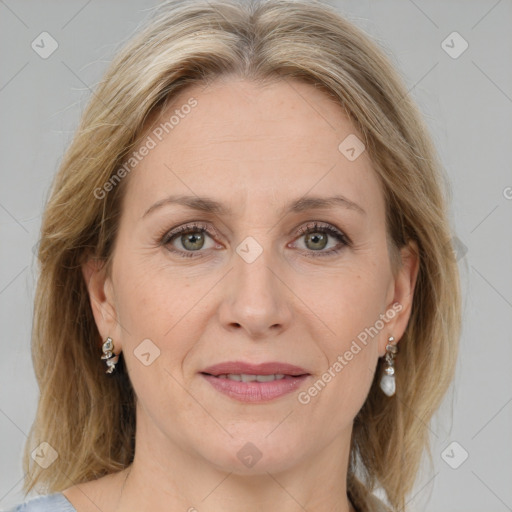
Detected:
[295,220,347,237]
[160,220,350,257]
[290,221,351,255]
[161,221,220,244]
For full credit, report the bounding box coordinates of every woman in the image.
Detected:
[9,0,461,510]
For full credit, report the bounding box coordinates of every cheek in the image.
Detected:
[300,258,389,395]
[112,260,197,416]
[112,251,210,381]
[112,247,186,332]
[305,264,389,344]
[299,300,380,428]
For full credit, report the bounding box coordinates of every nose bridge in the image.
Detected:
[219,234,291,337]
[234,237,280,311]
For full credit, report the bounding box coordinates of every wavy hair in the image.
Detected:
[22,1,461,510]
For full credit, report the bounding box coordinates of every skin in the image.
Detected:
[65,76,419,512]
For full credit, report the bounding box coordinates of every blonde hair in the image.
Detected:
[23,0,461,510]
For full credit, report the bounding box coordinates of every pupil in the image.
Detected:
[306,232,327,250]
[183,232,204,250]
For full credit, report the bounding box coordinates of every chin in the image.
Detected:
[199,430,307,475]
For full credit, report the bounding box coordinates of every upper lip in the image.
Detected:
[201,361,310,376]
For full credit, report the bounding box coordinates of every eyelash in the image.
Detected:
[159,221,351,259]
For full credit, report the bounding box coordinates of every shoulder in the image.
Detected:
[3,493,77,512]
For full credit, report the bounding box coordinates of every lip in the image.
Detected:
[201,361,309,376]
[200,361,311,403]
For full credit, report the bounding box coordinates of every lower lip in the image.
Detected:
[201,374,310,402]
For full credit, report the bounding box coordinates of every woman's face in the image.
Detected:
[85,77,418,475]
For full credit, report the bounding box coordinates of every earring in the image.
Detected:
[101,337,120,374]
[379,336,398,396]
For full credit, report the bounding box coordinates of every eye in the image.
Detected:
[161,222,219,258]
[160,221,350,259]
[292,221,350,257]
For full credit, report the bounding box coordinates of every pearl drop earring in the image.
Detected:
[379,336,398,396]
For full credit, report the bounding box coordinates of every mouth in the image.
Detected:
[199,361,311,402]
[202,373,302,382]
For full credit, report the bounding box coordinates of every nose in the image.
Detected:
[217,245,293,340]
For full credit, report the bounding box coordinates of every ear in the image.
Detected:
[379,240,420,356]
[82,257,123,355]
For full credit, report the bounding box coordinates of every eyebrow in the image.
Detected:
[142,193,366,218]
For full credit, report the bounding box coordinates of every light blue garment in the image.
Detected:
[4,493,76,512]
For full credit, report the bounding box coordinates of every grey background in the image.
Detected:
[1,0,511,511]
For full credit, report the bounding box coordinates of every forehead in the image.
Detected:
[124,77,384,221]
